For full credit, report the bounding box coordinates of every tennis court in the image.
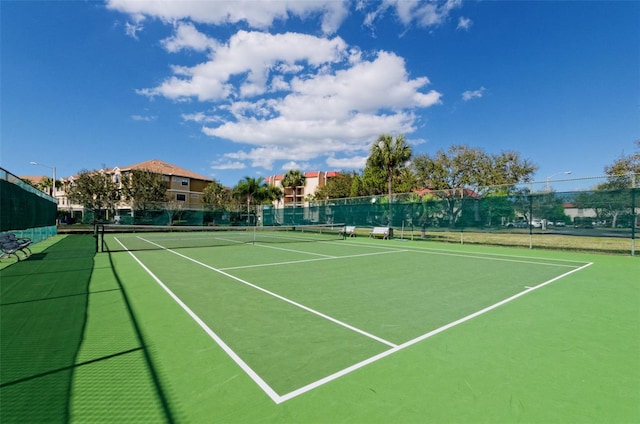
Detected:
[101,225,592,402]
[2,230,638,423]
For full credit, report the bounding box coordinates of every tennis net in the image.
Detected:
[96,223,346,252]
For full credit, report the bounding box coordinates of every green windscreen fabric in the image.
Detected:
[1,173,57,232]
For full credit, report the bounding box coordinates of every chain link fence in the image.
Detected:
[1,168,58,243]
[68,174,638,255]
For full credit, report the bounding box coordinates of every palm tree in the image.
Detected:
[36,177,54,196]
[266,185,283,205]
[368,134,412,226]
[233,176,271,225]
[281,169,306,207]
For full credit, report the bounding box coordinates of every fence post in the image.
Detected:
[631,188,636,256]
[528,192,533,249]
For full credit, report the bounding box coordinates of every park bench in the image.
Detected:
[340,226,356,238]
[369,227,391,240]
[0,233,32,261]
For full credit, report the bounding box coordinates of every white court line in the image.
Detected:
[349,239,590,264]
[342,240,585,268]
[137,236,398,350]
[221,249,408,271]
[277,261,594,403]
[249,242,337,258]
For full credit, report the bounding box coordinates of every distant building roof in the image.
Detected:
[19,175,48,184]
[118,159,211,181]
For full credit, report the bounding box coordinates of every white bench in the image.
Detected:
[340,226,356,238]
[369,227,391,240]
[0,233,32,260]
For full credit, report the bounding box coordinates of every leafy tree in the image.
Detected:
[165,199,186,225]
[313,171,357,200]
[121,170,167,211]
[66,169,119,221]
[599,140,640,190]
[366,134,412,224]
[281,169,306,207]
[396,167,418,194]
[200,180,232,225]
[479,151,537,194]
[359,164,387,195]
[413,146,536,193]
[480,193,519,227]
[232,176,272,225]
[202,180,231,207]
[349,174,368,197]
[413,145,536,226]
[592,141,640,227]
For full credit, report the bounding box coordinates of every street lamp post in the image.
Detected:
[546,171,571,191]
[30,161,57,198]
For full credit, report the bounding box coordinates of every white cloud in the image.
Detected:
[457,16,472,31]
[282,161,311,171]
[139,31,347,101]
[161,37,441,170]
[115,2,447,173]
[181,112,206,123]
[365,0,462,31]
[131,114,156,121]
[326,154,368,170]
[162,22,218,53]
[210,160,245,170]
[124,16,144,39]
[462,86,486,101]
[107,0,349,34]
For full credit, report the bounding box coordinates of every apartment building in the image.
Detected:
[25,159,212,223]
[115,159,212,207]
[265,171,339,207]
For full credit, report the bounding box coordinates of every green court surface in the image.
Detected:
[1,234,638,423]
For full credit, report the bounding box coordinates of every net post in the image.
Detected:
[100,224,105,253]
[94,223,99,253]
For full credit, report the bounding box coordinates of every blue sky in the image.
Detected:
[2,0,638,191]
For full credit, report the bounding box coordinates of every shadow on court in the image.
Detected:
[0,235,175,423]
[1,235,94,422]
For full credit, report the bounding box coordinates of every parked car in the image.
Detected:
[506,221,527,228]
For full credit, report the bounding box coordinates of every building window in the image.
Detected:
[181,178,189,186]
[176,193,186,201]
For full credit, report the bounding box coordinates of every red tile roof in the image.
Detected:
[119,159,211,181]
[19,175,48,184]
